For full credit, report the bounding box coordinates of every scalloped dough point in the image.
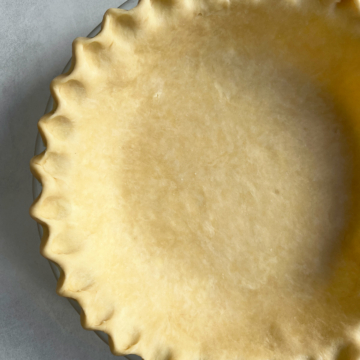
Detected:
[31,1,360,359]
[41,116,73,141]
[35,196,70,220]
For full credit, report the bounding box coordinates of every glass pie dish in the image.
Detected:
[30,0,360,358]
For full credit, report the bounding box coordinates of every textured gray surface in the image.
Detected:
[0,1,130,359]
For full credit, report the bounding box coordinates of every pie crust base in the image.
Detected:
[31,0,360,359]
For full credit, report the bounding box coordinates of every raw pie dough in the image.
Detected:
[31,0,360,359]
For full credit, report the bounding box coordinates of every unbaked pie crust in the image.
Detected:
[31,0,360,359]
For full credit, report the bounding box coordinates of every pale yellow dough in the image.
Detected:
[31,0,360,359]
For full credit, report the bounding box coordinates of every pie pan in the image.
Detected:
[30,1,360,359]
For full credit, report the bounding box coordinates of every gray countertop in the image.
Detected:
[0,1,134,358]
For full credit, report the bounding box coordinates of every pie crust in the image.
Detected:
[31,0,360,359]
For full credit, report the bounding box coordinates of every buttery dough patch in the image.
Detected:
[31,1,360,359]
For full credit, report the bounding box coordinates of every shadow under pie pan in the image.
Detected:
[30,0,360,359]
